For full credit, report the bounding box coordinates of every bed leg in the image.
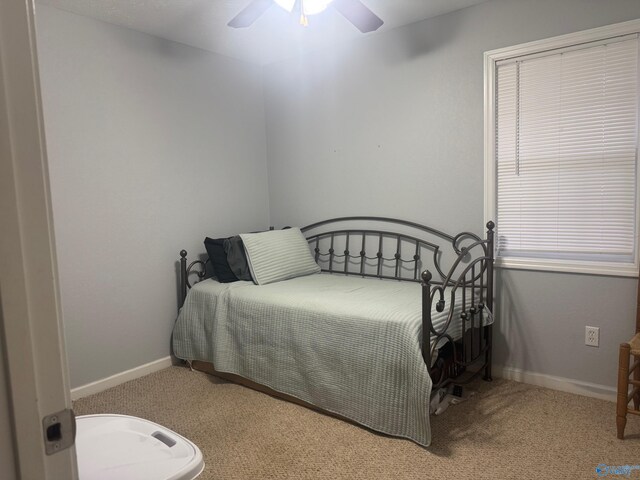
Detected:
[179,250,188,310]
[483,222,494,381]
[421,270,433,370]
[483,324,492,381]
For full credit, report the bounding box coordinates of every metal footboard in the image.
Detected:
[422,221,495,387]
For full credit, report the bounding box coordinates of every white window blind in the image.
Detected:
[495,35,639,267]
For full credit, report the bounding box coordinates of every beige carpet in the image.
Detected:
[73,366,639,479]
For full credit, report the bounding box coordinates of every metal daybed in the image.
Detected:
[172,217,495,446]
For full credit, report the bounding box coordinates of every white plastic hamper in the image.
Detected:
[76,414,204,480]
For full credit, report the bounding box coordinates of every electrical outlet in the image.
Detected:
[585,326,599,347]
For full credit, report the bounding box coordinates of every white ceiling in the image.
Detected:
[36,0,488,65]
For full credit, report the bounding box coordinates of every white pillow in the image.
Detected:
[240,228,320,285]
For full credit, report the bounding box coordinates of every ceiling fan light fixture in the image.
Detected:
[273,0,335,16]
[228,0,383,33]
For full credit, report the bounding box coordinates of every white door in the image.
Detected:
[0,0,78,478]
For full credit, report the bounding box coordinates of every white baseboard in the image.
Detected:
[70,358,617,403]
[493,365,617,403]
[71,356,174,401]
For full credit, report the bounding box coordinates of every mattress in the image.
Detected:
[172,273,482,447]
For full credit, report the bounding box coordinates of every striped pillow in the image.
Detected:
[240,228,320,285]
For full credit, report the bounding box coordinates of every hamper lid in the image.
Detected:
[75,414,204,480]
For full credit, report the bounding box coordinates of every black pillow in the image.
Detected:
[223,236,252,281]
[204,237,238,283]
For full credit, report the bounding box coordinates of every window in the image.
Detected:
[484,20,640,277]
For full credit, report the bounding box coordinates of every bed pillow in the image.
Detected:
[223,235,252,281]
[203,237,238,283]
[240,227,320,285]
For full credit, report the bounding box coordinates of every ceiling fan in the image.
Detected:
[228,0,384,33]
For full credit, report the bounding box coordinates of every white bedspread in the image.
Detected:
[172,273,470,447]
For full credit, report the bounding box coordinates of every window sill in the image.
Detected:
[494,257,639,278]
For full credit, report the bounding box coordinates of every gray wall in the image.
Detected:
[36,5,270,388]
[263,0,640,388]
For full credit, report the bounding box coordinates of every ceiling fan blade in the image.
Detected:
[331,0,383,33]
[227,0,273,28]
